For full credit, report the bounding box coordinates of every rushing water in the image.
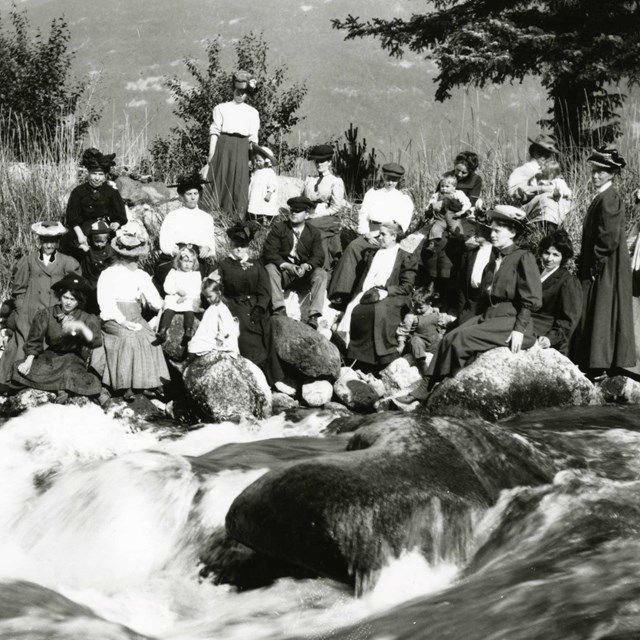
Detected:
[2,402,640,639]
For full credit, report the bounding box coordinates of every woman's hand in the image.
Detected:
[123,321,142,332]
[363,232,380,245]
[17,355,34,376]
[537,336,551,349]
[109,222,120,231]
[507,331,524,353]
[199,246,212,259]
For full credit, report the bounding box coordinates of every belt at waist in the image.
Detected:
[220,132,249,139]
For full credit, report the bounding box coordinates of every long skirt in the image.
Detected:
[13,350,102,396]
[204,133,250,218]
[94,301,170,391]
[306,215,342,270]
[329,236,375,299]
[427,302,536,380]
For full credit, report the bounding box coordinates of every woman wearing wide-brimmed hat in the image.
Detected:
[204,70,260,218]
[401,206,542,399]
[0,221,81,387]
[571,146,635,374]
[13,274,106,405]
[301,144,346,268]
[95,222,169,399]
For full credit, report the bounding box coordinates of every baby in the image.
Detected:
[425,171,472,238]
[531,160,572,201]
[397,284,456,374]
[187,278,239,357]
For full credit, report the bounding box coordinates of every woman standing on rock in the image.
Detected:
[214,222,285,387]
[401,206,542,401]
[95,222,169,401]
[532,230,582,357]
[205,71,259,218]
[571,146,635,375]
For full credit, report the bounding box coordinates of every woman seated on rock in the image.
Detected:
[335,221,418,369]
[453,151,483,209]
[95,222,169,401]
[402,205,542,401]
[212,222,286,388]
[13,274,107,406]
[532,230,582,356]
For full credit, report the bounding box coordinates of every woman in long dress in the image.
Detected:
[96,223,169,399]
[204,70,260,218]
[13,274,106,405]
[571,146,635,375]
[0,221,80,388]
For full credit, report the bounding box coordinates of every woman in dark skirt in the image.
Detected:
[216,222,284,386]
[336,221,417,368]
[205,70,260,218]
[571,146,635,375]
[13,274,106,405]
[532,230,582,356]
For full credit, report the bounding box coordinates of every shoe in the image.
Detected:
[181,329,194,347]
[155,328,167,344]
[329,295,348,311]
[55,390,69,405]
[272,307,287,317]
[123,388,135,402]
[306,314,320,330]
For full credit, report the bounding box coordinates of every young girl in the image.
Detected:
[188,279,239,356]
[156,246,202,345]
[396,284,456,374]
[248,144,278,222]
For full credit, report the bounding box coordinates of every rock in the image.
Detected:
[596,375,640,404]
[272,316,341,380]
[380,357,423,396]
[333,368,379,412]
[184,352,272,422]
[272,392,299,414]
[426,346,596,422]
[323,401,351,415]
[116,176,172,205]
[275,176,304,210]
[225,412,558,590]
[160,313,200,363]
[0,389,55,417]
[301,381,333,407]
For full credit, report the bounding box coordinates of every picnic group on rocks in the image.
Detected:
[0,69,637,412]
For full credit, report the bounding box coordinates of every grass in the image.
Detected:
[1,108,640,300]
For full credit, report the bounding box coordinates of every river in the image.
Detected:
[1,402,640,639]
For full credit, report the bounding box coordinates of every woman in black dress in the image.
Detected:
[216,223,284,385]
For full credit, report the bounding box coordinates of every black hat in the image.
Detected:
[588,145,626,173]
[87,219,111,236]
[51,274,91,296]
[381,162,405,179]
[287,196,315,213]
[82,148,116,173]
[226,222,258,247]
[169,174,210,195]
[307,144,334,162]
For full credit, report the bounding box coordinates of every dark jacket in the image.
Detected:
[573,186,635,369]
[65,182,128,234]
[262,221,325,270]
[532,267,582,355]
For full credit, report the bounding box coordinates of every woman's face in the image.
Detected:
[88,170,106,188]
[490,221,517,249]
[41,239,59,255]
[591,167,614,189]
[382,173,399,189]
[541,245,563,271]
[315,159,331,174]
[60,291,79,314]
[182,188,200,209]
[233,84,248,104]
[230,242,249,260]
[378,227,398,249]
[454,163,469,181]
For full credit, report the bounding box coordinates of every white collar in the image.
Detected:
[540,265,560,282]
[598,181,612,194]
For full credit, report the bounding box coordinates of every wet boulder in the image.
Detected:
[301,381,333,407]
[271,316,341,381]
[0,389,55,417]
[595,375,640,404]
[225,412,557,591]
[426,346,596,422]
[161,313,201,363]
[184,352,271,422]
[333,368,380,412]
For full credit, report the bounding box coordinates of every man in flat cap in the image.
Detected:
[329,163,414,305]
[262,197,327,329]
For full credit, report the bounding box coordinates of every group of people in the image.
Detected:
[0,65,635,409]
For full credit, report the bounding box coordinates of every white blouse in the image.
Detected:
[188,302,239,356]
[163,269,202,312]
[159,207,216,257]
[97,264,163,324]
[209,101,259,143]
[357,188,414,234]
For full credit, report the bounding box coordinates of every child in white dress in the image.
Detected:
[188,279,239,356]
[248,144,278,222]
[156,246,202,345]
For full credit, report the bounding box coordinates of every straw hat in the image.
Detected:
[486,205,528,233]
[31,221,67,238]
[111,223,149,258]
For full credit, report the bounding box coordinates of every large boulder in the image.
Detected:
[116,175,172,205]
[184,352,271,422]
[426,346,596,422]
[271,316,341,381]
[224,412,559,590]
[333,368,379,412]
[595,375,640,404]
[161,313,200,363]
[275,176,304,210]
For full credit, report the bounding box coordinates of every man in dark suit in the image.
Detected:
[262,196,327,329]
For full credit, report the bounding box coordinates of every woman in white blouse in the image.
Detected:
[96,222,169,399]
[205,70,260,218]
